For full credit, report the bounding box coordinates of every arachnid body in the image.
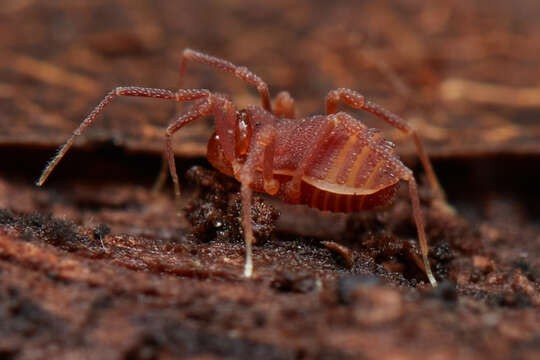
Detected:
[38,49,447,287]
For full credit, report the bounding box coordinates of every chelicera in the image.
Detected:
[38,49,448,287]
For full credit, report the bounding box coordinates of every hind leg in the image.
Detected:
[325,88,446,203]
[406,175,438,287]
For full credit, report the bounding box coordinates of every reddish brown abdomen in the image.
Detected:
[273,114,404,213]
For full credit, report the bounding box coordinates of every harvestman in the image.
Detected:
[38,49,449,287]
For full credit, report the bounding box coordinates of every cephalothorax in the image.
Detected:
[38,49,447,287]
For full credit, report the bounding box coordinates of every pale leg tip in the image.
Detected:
[243,262,253,278]
[428,273,438,288]
[36,176,46,187]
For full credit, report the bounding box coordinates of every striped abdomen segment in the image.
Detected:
[307,119,401,199]
[299,180,399,212]
[297,137,401,212]
[286,113,404,212]
[270,112,407,212]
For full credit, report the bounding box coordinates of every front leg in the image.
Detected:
[240,182,255,278]
[37,87,210,186]
[237,122,277,278]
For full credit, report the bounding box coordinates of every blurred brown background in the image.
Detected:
[1,0,540,158]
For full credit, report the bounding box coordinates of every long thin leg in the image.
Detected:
[325,88,444,200]
[238,123,277,277]
[327,89,441,287]
[179,48,272,112]
[238,146,264,278]
[407,176,438,287]
[165,99,213,213]
[241,182,255,278]
[152,99,211,193]
[37,86,210,186]
[240,109,279,195]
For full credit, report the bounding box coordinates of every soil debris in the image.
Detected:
[184,166,280,244]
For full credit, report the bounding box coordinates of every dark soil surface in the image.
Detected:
[1,1,539,359]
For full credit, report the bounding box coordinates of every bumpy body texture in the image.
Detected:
[38,49,448,287]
